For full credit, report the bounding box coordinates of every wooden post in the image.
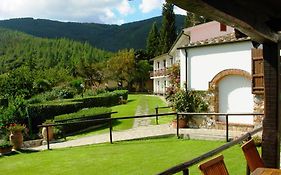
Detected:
[226,114,229,142]
[262,42,281,168]
[182,168,189,175]
[46,126,50,150]
[177,114,179,138]
[109,119,113,144]
[155,107,159,125]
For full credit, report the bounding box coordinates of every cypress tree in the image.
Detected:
[159,2,177,54]
[184,11,208,28]
[146,22,160,59]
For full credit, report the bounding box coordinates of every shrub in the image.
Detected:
[54,107,112,134]
[54,107,112,122]
[173,90,208,113]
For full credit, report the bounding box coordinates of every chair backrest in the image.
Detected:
[198,155,229,175]
[241,138,265,172]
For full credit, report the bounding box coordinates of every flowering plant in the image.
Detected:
[7,123,26,132]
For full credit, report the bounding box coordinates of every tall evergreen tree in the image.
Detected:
[146,22,160,59]
[159,2,177,54]
[184,11,208,28]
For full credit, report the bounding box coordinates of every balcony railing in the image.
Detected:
[150,68,168,77]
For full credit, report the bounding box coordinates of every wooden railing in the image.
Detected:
[157,126,263,175]
[39,110,263,150]
[38,112,177,150]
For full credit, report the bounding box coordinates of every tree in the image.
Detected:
[134,60,152,91]
[184,11,208,28]
[159,2,177,54]
[146,22,160,59]
[106,49,135,89]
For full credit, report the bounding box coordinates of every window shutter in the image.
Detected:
[251,48,264,94]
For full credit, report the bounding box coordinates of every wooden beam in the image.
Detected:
[168,0,280,43]
[262,42,281,168]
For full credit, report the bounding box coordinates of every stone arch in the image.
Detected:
[208,69,251,113]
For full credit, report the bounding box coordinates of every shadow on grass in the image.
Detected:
[0,149,39,157]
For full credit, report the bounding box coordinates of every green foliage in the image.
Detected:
[146,22,160,58]
[0,139,12,148]
[0,96,27,126]
[159,3,177,54]
[106,49,135,87]
[166,64,180,102]
[184,11,209,28]
[172,90,208,113]
[54,107,111,122]
[0,16,185,52]
[33,79,51,93]
[54,107,112,135]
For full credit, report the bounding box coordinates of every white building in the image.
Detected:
[151,21,263,126]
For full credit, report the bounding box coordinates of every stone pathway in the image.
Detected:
[133,101,150,128]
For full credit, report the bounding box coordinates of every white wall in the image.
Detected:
[185,41,252,90]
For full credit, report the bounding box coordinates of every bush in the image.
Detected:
[54,107,112,122]
[173,90,208,113]
[54,107,112,134]
[26,90,128,133]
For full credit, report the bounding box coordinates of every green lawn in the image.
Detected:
[67,94,173,139]
[0,138,246,175]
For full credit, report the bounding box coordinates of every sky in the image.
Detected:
[0,0,187,25]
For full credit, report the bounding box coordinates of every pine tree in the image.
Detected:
[146,22,160,59]
[159,2,177,54]
[184,11,208,28]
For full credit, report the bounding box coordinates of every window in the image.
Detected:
[220,23,227,31]
[157,62,160,69]
[170,58,173,65]
[163,60,166,68]
[164,80,166,87]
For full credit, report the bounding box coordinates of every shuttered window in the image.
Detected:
[251,48,264,94]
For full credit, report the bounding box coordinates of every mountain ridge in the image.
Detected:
[0,15,185,52]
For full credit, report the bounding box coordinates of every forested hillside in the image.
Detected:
[0,15,185,51]
[0,28,114,98]
[0,28,111,74]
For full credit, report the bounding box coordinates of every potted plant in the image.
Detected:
[170,90,208,128]
[7,123,25,150]
[0,139,13,154]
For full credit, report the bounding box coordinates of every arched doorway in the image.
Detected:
[209,69,254,124]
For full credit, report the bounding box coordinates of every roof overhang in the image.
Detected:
[168,0,281,43]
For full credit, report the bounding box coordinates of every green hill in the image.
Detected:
[0,15,185,51]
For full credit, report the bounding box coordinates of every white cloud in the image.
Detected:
[139,0,164,13]
[0,0,135,24]
[174,6,186,15]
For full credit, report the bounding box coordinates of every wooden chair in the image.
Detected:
[198,155,229,175]
[241,138,265,172]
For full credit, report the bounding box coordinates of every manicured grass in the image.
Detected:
[67,94,144,139]
[0,138,246,175]
[66,94,173,140]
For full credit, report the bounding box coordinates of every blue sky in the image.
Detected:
[0,0,186,24]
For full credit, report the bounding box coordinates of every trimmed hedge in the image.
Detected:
[54,107,112,122]
[54,107,112,134]
[74,90,128,107]
[28,90,128,132]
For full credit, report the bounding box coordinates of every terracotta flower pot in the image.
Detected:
[9,131,23,150]
[42,126,54,141]
[171,119,187,128]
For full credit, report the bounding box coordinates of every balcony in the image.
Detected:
[150,68,168,78]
